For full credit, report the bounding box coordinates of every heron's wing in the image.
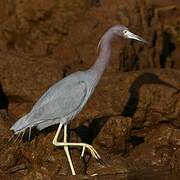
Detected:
[29,77,87,123]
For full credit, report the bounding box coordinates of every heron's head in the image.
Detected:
[112,25,147,43]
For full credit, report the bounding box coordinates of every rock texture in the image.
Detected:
[0,0,179,179]
[0,70,179,179]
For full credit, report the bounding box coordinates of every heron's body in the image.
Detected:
[11,32,111,134]
[11,70,96,132]
[10,25,146,175]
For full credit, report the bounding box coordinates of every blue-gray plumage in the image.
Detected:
[10,25,146,175]
[12,71,91,131]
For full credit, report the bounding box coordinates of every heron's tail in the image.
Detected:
[10,114,30,134]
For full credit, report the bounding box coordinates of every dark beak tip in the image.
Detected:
[139,38,147,44]
[143,39,147,43]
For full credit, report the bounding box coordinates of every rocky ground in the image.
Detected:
[0,0,180,179]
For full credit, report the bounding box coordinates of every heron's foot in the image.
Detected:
[80,144,105,165]
[52,141,105,165]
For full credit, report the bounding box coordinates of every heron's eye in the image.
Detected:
[123,30,128,34]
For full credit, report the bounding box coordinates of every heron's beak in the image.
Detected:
[126,31,147,43]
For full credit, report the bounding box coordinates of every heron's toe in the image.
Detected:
[96,156,105,165]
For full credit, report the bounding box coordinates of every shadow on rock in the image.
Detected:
[73,72,179,147]
[122,72,179,117]
[0,83,9,113]
[72,116,109,145]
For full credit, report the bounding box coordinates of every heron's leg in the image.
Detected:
[80,146,86,158]
[53,125,104,165]
[54,141,103,164]
[52,124,76,175]
[63,125,76,175]
[52,123,63,144]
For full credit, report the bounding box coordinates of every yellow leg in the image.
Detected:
[53,125,102,161]
[63,125,76,175]
[52,123,76,175]
[52,123,104,175]
[80,146,86,158]
[54,142,101,160]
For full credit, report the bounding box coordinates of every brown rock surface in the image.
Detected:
[93,116,132,153]
[126,124,179,176]
[0,0,179,179]
[0,70,178,179]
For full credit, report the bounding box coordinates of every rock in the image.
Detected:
[87,154,128,176]
[0,146,19,170]
[126,124,180,176]
[144,124,174,146]
[171,129,180,147]
[72,69,180,128]
[126,143,174,174]
[0,112,11,140]
[0,0,179,179]
[0,69,179,178]
[173,149,180,173]
[93,116,132,153]
[20,133,84,176]
[23,170,51,180]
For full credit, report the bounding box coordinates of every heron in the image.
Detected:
[10,25,146,175]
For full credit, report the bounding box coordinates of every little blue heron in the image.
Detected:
[10,25,146,175]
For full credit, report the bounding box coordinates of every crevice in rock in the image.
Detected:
[152,31,157,47]
[0,84,9,112]
[62,65,71,78]
[90,0,101,7]
[128,135,144,147]
[160,31,175,68]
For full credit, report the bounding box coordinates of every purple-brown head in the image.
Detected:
[111,25,147,43]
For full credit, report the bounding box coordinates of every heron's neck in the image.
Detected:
[91,31,114,80]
